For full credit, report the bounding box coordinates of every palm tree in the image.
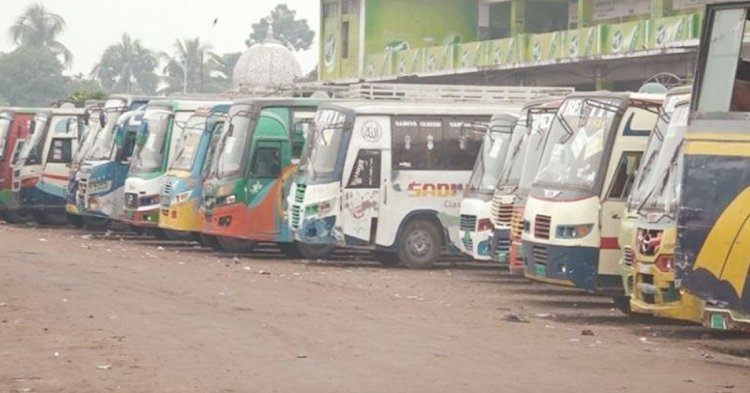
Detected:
[91,33,158,94]
[208,52,242,91]
[9,4,72,67]
[160,38,224,94]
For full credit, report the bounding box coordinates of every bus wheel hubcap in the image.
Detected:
[407,230,431,257]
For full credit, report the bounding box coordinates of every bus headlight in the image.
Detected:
[555,224,594,239]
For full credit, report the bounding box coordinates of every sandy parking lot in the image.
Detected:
[0,223,748,393]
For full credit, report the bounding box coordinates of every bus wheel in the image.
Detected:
[613,296,632,316]
[397,218,441,269]
[217,236,257,253]
[163,229,194,241]
[199,234,223,251]
[297,243,335,260]
[36,211,69,226]
[68,214,84,228]
[278,242,302,258]
[2,209,34,224]
[83,216,110,231]
[372,251,400,266]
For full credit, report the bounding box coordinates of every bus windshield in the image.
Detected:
[499,110,555,189]
[86,109,128,161]
[638,103,690,215]
[535,97,620,191]
[302,109,348,184]
[466,118,514,193]
[130,108,172,174]
[18,115,50,166]
[170,115,208,171]
[0,113,12,161]
[210,104,257,179]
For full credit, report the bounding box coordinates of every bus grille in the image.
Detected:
[511,209,523,239]
[534,215,551,239]
[623,247,635,267]
[533,245,549,266]
[294,184,306,203]
[495,204,513,226]
[460,215,477,232]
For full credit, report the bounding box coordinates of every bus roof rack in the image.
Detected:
[347,83,574,103]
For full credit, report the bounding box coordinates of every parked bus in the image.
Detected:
[625,97,704,322]
[67,95,150,228]
[522,92,662,293]
[74,108,145,228]
[288,101,499,267]
[488,98,560,270]
[13,105,85,225]
[123,99,220,234]
[457,112,519,261]
[615,86,691,314]
[677,2,750,330]
[200,99,320,253]
[158,103,229,241]
[0,108,37,223]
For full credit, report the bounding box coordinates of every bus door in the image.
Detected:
[341,147,387,246]
[43,116,79,186]
[600,107,652,279]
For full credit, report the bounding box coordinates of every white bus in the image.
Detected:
[288,101,504,268]
[456,112,518,261]
[521,92,663,293]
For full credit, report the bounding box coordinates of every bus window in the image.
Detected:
[697,7,750,112]
[392,117,442,170]
[347,149,381,189]
[607,152,642,200]
[249,144,282,178]
[47,138,73,163]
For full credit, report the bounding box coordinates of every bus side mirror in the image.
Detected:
[83,112,90,126]
[100,112,107,128]
[28,120,36,134]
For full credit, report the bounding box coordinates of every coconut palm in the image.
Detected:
[91,33,158,94]
[208,52,242,91]
[160,38,224,94]
[9,4,72,67]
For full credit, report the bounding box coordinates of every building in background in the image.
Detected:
[319,0,717,90]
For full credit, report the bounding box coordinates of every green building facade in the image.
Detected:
[319,0,715,86]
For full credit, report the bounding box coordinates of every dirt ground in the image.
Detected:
[0,223,749,393]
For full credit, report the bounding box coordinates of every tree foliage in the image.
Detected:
[208,51,242,91]
[160,38,225,94]
[246,4,315,51]
[91,33,158,95]
[9,3,72,67]
[0,46,68,106]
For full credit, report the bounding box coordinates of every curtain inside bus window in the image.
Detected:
[698,8,747,113]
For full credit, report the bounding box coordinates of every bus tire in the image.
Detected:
[68,214,84,228]
[83,216,110,231]
[199,234,223,251]
[297,243,335,260]
[397,218,441,269]
[613,296,632,316]
[372,251,400,266]
[278,242,302,258]
[2,209,33,224]
[217,236,257,253]
[36,211,69,226]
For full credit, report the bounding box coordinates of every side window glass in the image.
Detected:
[698,8,748,112]
[608,152,642,200]
[12,140,25,165]
[442,117,484,170]
[47,138,73,164]
[249,145,282,178]
[291,110,315,159]
[391,117,443,170]
[347,149,381,189]
[120,131,138,163]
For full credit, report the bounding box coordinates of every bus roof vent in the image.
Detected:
[348,83,574,103]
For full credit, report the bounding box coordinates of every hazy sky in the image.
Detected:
[0,0,320,76]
